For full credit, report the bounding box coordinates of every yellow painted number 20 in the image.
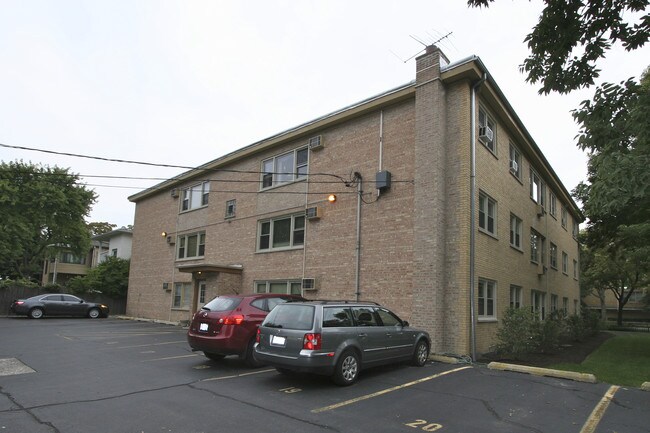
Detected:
[405,420,443,431]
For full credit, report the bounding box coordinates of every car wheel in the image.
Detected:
[244,339,263,368]
[204,352,225,361]
[333,350,360,386]
[88,308,101,319]
[412,339,429,367]
[29,308,44,319]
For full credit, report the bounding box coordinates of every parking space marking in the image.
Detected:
[201,368,276,381]
[107,340,187,349]
[311,366,472,413]
[143,354,200,362]
[579,385,620,433]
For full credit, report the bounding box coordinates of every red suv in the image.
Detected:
[187,293,304,367]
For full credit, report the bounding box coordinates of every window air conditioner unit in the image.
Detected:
[308,135,323,150]
[537,204,546,217]
[305,206,321,220]
[509,160,519,173]
[166,235,175,245]
[301,278,316,291]
[538,266,547,277]
[479,126,494,143]
[170,188,179,198]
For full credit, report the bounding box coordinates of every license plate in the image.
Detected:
[271,335,286,346]
[199,323,209,332]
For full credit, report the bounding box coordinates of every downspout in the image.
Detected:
[378,110,384,197]
[354,172,362,301]
[470,72,487,361]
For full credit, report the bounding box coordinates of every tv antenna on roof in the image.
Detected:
[399,31,454,63]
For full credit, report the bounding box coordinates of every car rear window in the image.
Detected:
[263,304,314,330]
[201,297,243,312]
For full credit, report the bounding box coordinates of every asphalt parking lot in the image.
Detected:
[0,317,648,433]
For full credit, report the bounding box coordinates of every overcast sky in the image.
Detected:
[1,1,648,228]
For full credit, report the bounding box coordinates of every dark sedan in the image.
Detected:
[10,294,109,319]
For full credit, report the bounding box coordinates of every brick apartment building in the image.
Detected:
[127,46,582,358]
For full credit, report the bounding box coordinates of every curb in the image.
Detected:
[113,315,181,327]
[488,362,597,383]
[429,354,462,364]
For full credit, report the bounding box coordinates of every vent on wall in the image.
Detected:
[302,278,316,290]
[166,235,175,245]
[308,135,323,150]
[170,188,179,198]
[305,206,321,220]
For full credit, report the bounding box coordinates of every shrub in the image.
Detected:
[536,312,563,352]
[496,308,539,359]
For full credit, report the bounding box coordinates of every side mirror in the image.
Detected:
[402,321,409,327]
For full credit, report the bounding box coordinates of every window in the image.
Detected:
[530,230,543,263]
[478,279,496,319]
[225,199,236,219]
[551,295,558,313]
[574,300,579,315]
[530,169,545,206]
[111,248,118,257]
[198,281,206,304]
[573,259,578,280]
[563,297,569,316]
[376,308,402,327]
[323,307,353,327]
[177,232,206,259]
[181,181,210,212]
[258,214,305,251]
[173,282,192,309]
[352,307,379,326]
[531,290,546,320]
[549,193,557,218]
[60,252,85,264]
[255,280,302,295]
[479,191,497,236]
[509,143,522,179]
[562,252,569,274]
[510,214,523,249]
[261,147,308,189]
[510,285,522,309]
[549,243,558,269]
[572,219,579,239]
[561,206,568,229]
[478,108,497,153]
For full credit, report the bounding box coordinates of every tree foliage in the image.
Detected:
[0,161,96,280]
[468,0,650,94]
[67,257,130,299]
[573,68,650,324]
[87,222,117,236]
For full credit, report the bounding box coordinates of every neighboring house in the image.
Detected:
[127,46,582,357]
[41,227,133,286]
[91,227,133,266]
[583,289,650,322]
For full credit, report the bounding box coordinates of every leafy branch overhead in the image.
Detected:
[468,0,650,94]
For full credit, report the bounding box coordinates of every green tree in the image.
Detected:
[67,257,130,299]
[468,0,650,94]
[0,161,96,280]
[87,222,117,236]
[573,68,650,324]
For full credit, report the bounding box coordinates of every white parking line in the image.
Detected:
[143,354,201,362]
[312,366,472,413]
[201,369,276,381]
[107,340,187,349]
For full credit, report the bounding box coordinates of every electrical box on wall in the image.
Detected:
[376,170,392,192]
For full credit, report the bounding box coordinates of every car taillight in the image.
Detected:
[303,333,321,350]
[256,328,261,343]
[14,301,24,305]
[221,315,244,325]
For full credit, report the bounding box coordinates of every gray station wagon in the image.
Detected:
[254,300,430,386]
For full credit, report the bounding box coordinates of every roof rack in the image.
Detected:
[304,299,381,305]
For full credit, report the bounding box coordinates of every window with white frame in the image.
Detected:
[561,206,568,229]
[550,242,558,269]
[261,147,308,189]
[551,294,558,313]
[530,169,545,207]
[573,259,578,279]
[510,285,522,309]
[255,280,302,295]
[510,214,523,249]
[531,290,546,320]
[177,232,206,259]
[509,143,522,179]
[530,229,543,264]
[478,108,497,153]
[225,199,236,219]
[478,278,496,319]
[479,191,497,236]
[549,192,557,218]
[173,282,192,309]
[181,181,210,212]
[562,252,569,274]
[198,281,207,304]
[258,214,305,251]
